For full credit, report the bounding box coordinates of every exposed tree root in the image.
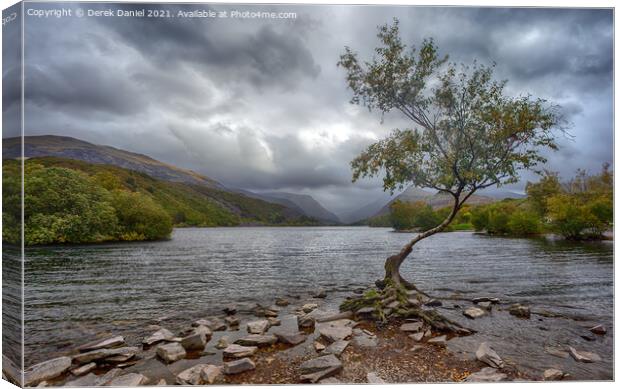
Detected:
[340,279,475,336]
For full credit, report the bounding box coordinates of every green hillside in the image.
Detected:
[2,157,319,245]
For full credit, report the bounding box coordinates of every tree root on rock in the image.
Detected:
[340,280,475,336]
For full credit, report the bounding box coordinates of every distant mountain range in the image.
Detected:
[3,135,342,224]
[372,186,495,218]
[3,135,522,226]
[3,135,223,188]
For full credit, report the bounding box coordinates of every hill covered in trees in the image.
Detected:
[2,157,320,246]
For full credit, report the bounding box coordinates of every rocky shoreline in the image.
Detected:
[3,288,609,386]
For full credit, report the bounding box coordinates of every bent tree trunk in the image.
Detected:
[385,189,473,289]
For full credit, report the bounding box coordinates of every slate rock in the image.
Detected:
[176,364,209,385]
[201,365,222,384]
[77,335,125,352]
[223,344,257,358]
[235,334,278,347]
[568,347,601,363]
[318,324,352,343]
[108,373,148,386]
[73,347,139,364]
[463,307,487,319]
[143,328,175,345]
[476,342,505,368]
[23,357,72,386]
[247,320,270,334]
[223,358,255,375]
[70,362,96,377]
[543,368,564,381]
[321,340,349,357]
[508,304,531,319]
[181,332,208,351]
[274,331,307,346]
[427,335,447,345]
[465,367,507,382]
[400,322,423,332]
[409,332,424,342]
[299,354,342,375]
[156,343,186,364]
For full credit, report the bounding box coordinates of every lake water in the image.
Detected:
[20,227,613,379]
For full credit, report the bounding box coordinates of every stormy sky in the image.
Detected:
[5,2,614,216]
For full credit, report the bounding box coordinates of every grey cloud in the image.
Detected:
[13,4,614,214]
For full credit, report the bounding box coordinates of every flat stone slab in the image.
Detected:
[223,358,256,375]
[70,362,96,377]
[143,328,175,345]
[321,340,349,357]
[73,347,139,364]
[274,331,307,346]
[409,332,424,342]
[77,335,125,352]
[201,365,222,384]
[235,334,277,347]
[247,320,270,334]
[64,373,99,387]
[568,346,601,363]
[463,307,487,319]
[181,332,208,351]
[465,367,507,382]
[108,373,148,386]
[476,342,505,368]
[176,364,209,385]
[400,322,423,332]
[223,344,258,358]
[427,335,447,345]
[299,354,342,375]
[156,343,186,364]
[24,356,72,386]
[318,324,352,343]
[301,366,341,383]
[352,334,377,348]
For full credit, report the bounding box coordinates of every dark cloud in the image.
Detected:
[13,3,614,214]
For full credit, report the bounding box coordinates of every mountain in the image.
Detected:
[3,156,319,231]
[2,135,336,225]
[260,192,341,224]
[372,186,494,218]
[479,189,526,200]
[3,135,222,188]
[338,196,393,224]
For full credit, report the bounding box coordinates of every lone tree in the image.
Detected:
[338,20,564,331]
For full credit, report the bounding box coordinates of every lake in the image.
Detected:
[19,227,613,379]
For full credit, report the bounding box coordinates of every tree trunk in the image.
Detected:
[385,191,466,289]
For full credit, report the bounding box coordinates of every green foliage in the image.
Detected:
[387,200,474,232]
[470,200,540,236]
[470,164,612,240]
[389,200,441,231]
[340,19,563,197]
[525,170,562,216]
[111,190,172,241]
[3,157,320,245]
